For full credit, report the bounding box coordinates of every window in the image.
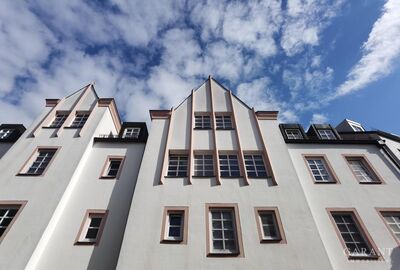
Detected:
[75,210,108,245]
[219,154,240,177]
[70,112,89,128]
[305,156,337,183]
[351,125,364,132]
[318,129,336,140]
[50,113,68,128]
[194,154,214,177]
[0,202,26,243]
[100,156,124,179]
[167,154,188,177]
[328,209,379,259]
[0,129,13,139]
[285,129,303,139]
[377,210,400,243]
[215,115,233,129]
[19,148,58,176]
[123,127,141,139]
[345,156,382,184]
[254,207,286,243]
[160,207,188,244]
[194,115,211,129]
[206,204,243,256]
[244,154,267,178]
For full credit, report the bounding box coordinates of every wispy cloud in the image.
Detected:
[333,0,400,98]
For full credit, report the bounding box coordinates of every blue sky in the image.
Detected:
[0,0,399,134]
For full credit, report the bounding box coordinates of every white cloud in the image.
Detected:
[334,0,400,98]
[310,113,328,124]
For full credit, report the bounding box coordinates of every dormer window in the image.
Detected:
[50,112,68,128]
[318,129,336,140]
[123,128,140,139]
[71,112,90,128]
[285,129,303,139]
[351,124,364,132]
[0,129,13,139]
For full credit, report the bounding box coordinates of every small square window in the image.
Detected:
[75,210,108,245]
[215,115,233,130]
[318,129,336,140]
[244,154,267,178]
[194,115,211,129]
[50,112,69,128]
[255,208,286,243]
[19,148,58,176]
[0,202,26,243]
[305,156,337,183]
[71,112,90,128]
[345,156,382,184]
[219,154,240,177]
[0,129,13,139]
[285,129,303,139]
[206,204,243,257]
[161,207,188,243]
[194,154,214,177]
[329,209,380,259]
[123,128,141,139]
[167,154,188,177]
[100,156,124,179]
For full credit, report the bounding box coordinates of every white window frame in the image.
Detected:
[219,154,241,177]
[258,211,280,240]
[215,115,233,130]
[70,112,90,128]
[123,127,141,139]
[244,154,267,178]
[377,209,400,244]
[50,112,69,128]
[285,129,303,139]
[346,157,380,184]
[0,129,13,139]
[165,212,184,241]
[305,157,336,183]
[209,208,238,254]
[318,129,336,140]
[19,148,58,176]
[194,154,214,177]
[0,202,26,243]
[194,115,211,129]
[167,154,188,177]
[75,210,108,245]
[161,207,188,244]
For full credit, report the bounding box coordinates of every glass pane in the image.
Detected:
[85,228,99,239]
[168,227,181,237]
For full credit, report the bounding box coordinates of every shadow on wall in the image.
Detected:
[86,144,144,270]
[391,246,400,270]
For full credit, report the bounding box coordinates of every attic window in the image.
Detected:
[318,129,336,140]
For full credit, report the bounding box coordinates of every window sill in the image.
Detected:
[220,175,242,178]
[194,128,212,130]
[260,238,285,244]
[64,126,82,129]
[313,181,339,184]
[99,176,117,180]
[16,173,43,177]
[207,252,240,257]
[42,126,59,129]
[247,176,269,179]
[164,175,188,178]
[192,175,216,178]
[216,128,235,130]
[348,254,380,260]
[358,181,383,185]
[74,240,98,246]
[160,239,184,244]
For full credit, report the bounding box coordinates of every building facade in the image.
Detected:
[0,78,399,269]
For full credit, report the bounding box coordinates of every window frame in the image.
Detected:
[193,151,215,177]
[317,129,336,140]
[17,147,60,177]
[123,127,141,139]
[194,113,212,130]
[218,152,242,178]
[205,203,244,257]
[254,207,286,244]
[166,151,189,177]
[160,206,188,244]
[49,111,70,128]
[75,209,108,246]
[303,154,340,184]
[327,208,381,260]
[69,111,90,128]
[0,128,14,139]
[99,155,125,179]
[376,208,400,245]
[285,129,304,139]
[0,201,27,244]
[343,155,384,184]
[243,152,268,178]
[215,113,234,130]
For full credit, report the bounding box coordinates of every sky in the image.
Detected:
[0,0,399,134]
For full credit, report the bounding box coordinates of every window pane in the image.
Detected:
[219,155,240,177]
[167,155,188,177]
[210,209,237,253]
[306,158,333,182]
[27,149,56,175]
[85,228,99,239]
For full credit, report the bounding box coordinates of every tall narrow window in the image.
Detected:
[100,156,124,179]
[75,210,108,245]
[50,113,68,128]
[378,210,400,243]
[161,207,188,244]
[0,129,13,139]
[244,154,267,177]
[123,127,141,138]
[318,129,336,140]
[167,154,188,177]
[219,154,240,177]
[19,148,58,176]
[305,156,338,183]
[215,115,233,129]
[71,112,90,128]
[285,129,303,139]
[194,154,214,177]
[206,204,243,256]
[345,156,382,184]
[194,115,211,129]
[0,202,26,243]
[329,210,379,259]
[255,207,286,243]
